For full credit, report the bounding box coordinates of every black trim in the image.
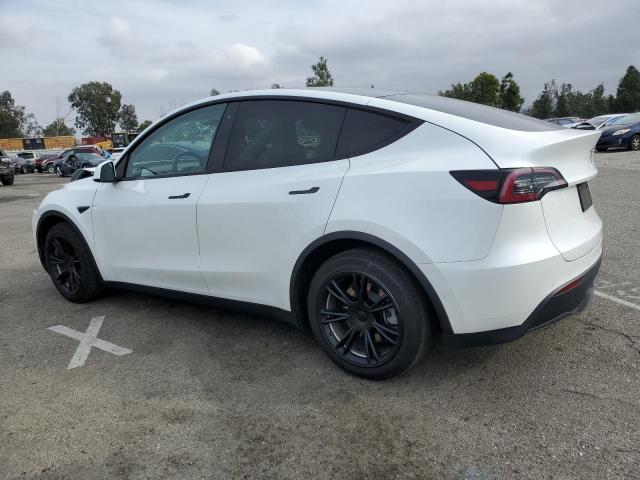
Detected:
[168,193,191,199]
[103,281,297,326]
[443,256,602,348]
[289,187,319,195]
[290,231,453,334]
[77,206,90,214]
[36,211,104,283]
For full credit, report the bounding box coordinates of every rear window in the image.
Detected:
[336,109,410,157]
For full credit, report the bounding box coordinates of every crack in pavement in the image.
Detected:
[584,321,640,354]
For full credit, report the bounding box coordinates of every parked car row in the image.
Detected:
[544,113,640,151]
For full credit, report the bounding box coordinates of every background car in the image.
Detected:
[595,112,640,151]
[10,156,35,174]
[43,146,103,173]
[110,147,126,161]
[0,151,16,185]
[573,114,628,130]
[33,153,60,172]
[546,117,582,127]
[52,151,105,177]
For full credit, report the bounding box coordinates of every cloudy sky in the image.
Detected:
[1,0,638,130]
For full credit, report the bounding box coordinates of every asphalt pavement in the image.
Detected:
[1,152,639,479]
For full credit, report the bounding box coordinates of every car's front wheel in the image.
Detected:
[44,223,104,303]
[629,134,640,151]
[308,248,432,379]
[55,166,64,177]
[47,164,54,173]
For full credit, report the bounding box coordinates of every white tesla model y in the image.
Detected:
[33,88,602,379]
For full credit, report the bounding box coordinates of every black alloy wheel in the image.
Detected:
[308,248,431,379]
[43,223,104,302]
[319,272,403,367]
[630,134,640,151]
[45,235,83,296]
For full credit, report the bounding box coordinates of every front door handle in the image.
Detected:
[168,193,191,199]
[289,186,319,195]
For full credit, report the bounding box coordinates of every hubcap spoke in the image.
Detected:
[373,321,399,344]
[327,280,352,306]
[364,330,380,362]
[320,310,352,323]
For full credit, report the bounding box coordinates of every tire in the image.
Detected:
[55,166,64,177]
[36,167,42,173]
[0,174,14,185]
[307,247,432,379]
[595,147,607,152]
[47,164,54,174]
[44,223,104,303]
[21,165,27,174]
[629,134,640,151]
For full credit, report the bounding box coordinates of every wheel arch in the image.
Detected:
[289,231,452,334]
[36,211,104,282]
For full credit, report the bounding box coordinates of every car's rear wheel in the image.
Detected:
[44,223,103,303]
[0,174,14,185]
[629,134,640,151]
[307,248,431,379]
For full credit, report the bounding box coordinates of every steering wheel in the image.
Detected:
[173,151,203,171]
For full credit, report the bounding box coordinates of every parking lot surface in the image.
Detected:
[1,152,639,479]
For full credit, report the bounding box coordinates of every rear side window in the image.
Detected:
[336,109,410,158]
[225,100,345,170]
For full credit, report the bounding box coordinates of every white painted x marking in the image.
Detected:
[47,316,132,369]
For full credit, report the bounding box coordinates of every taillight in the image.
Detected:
[450,168,567,204]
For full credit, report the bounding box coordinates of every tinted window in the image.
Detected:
[611,113,640,125]
[225,100,345,170]
[336,109,409,157]
[125,104,226,178]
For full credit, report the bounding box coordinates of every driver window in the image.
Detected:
[125,103,226,178]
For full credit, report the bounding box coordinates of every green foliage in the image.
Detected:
[499,72,524,112]
[68,81,122,136]
[43,118,74,137]
[137,120,153,132]
[440,72,501,107]
[0,91,23,137]
[615,65,640,112]
[306,57,334,87]
[209,88,220,96]
[270,83,282,89]
[119,104,138,133]
[530,81,556,119]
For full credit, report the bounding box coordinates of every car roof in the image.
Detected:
[172,87,560,133]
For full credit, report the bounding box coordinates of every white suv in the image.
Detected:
[33,88,603,379]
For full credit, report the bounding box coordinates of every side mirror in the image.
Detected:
[94,160,117,183]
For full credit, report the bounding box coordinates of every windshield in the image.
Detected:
[611,113,640,125]
[587,116,609,127]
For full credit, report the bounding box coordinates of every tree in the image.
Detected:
[21,113,43,137]
[499,72,524,112]
[209,88,220,96]
[43,117,74,137]
[0,91,23,137]
[306,57,334,87]
[615,65,640,113]
[554,83,573,117]
[270,83,282,89]
[68,82,122,136]
[440,72,500,107]
[119,104,138,133]
[530,81,556,119]
[137,120,153,132]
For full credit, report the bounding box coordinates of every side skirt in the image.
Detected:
[103,281,299,327]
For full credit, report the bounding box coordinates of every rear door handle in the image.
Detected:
[168,193,191,199]
[289,186,319,195]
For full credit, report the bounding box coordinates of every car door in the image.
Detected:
[92,103,227,294]
[197,99,349,310]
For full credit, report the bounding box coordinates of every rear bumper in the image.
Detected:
[442,256,601,347]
